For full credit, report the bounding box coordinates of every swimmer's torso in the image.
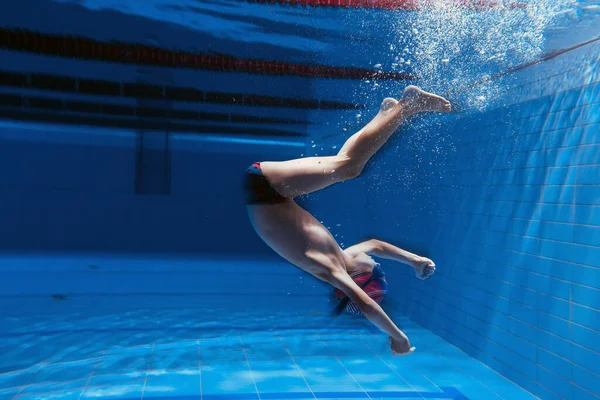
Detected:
[247,200,352,280]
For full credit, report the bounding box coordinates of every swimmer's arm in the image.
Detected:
[328,269,413,354]
[344,239,422,266]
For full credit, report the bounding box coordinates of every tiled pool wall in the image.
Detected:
[366,41,600,400]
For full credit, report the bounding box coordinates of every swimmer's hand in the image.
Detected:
[412,257,436,280]
[389,335,415,356]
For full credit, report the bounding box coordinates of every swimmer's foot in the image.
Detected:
[401,85,451,114]
[412,257,436,280]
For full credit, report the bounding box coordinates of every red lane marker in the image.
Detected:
[0,28,416,81]
[240,0,525,9]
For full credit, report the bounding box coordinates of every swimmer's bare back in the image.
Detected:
[243,86,451,355]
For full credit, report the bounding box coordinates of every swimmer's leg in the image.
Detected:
[260,86,451,198]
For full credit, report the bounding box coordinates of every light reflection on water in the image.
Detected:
[0,308,405,399]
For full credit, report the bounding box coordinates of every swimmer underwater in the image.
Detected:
[243,86,451,356]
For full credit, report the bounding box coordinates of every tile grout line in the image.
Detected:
[454,136,600,167]
[407,282,600,359]
[437,208,600,231]
[77,361,100,400]
[238,335,261,400]
[140,342,155,400]
[315,334,373,400]
[411,301,588,400]
[418,327,540,400]
[354,328,501,400]
[276,332,317,400]
[197,338,203,400]
[351,333,431,400]
[421,317,572,400]
[424,254,600,329]
[10,356,55,400]
[30,355,107,368]
[442,235,600,276]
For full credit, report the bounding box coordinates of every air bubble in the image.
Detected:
[401,0,571,111]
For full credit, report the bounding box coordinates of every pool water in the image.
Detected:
[0,1,598,399]
[1,256,538,400]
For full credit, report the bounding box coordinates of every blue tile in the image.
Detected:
[571,324,600,353]
[508,302,538,325]
[538,314,571,340]
[572,305,600,331]
[571,345,600,374]
[571,384,600,400]
[294,357,363,393]
[280,336,334,358]
[258,395,314,400]
[152,342,199,371]
[0,388,21,399]
[20,378,89,395]
[201,362,256,396]
[536,349,572,381]
[573,224,600,246]
[367,397,424,400]
[0,369,35,390]
[240,334,290,362]
[383,358,443,393]
[310,394,369,399]
[200,338,247,365]
[342,358,413,392]
[581,124,600,145]
[536,367,572,399]
[14,389,83,400]
[142,371,201,397]
[80,374,145,399]
[572,364,600,395]
[26,362,95,386]
[93,353,149,376]
[578,81,600,107]
[249,359,311,394]
[571,284,600,310]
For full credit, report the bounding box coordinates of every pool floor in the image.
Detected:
[0,315,538,400]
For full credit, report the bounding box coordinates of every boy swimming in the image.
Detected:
[243,86,450,355]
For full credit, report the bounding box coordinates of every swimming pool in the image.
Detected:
[0,1,599,400]
[2,255,539,400]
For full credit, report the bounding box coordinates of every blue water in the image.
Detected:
[1,1,599,400]
[0,256,537,400]
[0,253,541,400]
